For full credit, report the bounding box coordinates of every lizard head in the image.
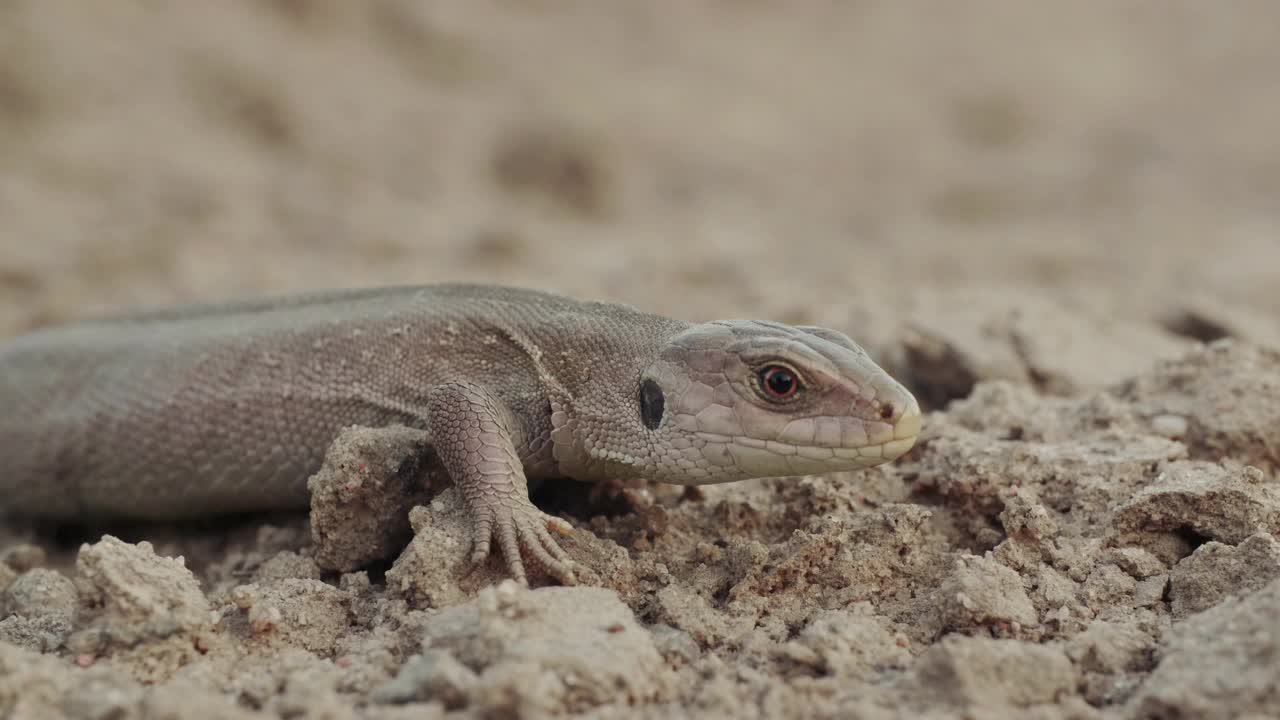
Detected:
[632,320,921,484]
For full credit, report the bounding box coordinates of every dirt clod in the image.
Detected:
[308,425,437,573]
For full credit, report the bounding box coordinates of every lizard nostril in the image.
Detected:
[880,403,895,420]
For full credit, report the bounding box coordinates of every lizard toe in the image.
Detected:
[464,496,579,586]
[468,516,494,566]
[526,522,577,585]
[533,522,574,567]
[497,520,528,585]
[544,515,574,536]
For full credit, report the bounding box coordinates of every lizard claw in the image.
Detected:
[467,496,577,586]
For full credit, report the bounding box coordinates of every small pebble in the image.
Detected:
[2,544,47,572]
[1151,414,1189,439]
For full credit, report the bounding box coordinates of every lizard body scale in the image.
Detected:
[0,283,922,583]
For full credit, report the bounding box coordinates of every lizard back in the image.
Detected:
[0,283,687,519]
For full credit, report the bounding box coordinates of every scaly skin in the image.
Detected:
[0,283,921,584]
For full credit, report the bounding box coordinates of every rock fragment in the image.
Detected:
[934,555,1038,635]
[376,583,671,715]
[1109,461,1280,561]
[1168,532,1280,618]
[771,606,911,680]
[891,290,1189,406]
[0,568,77,652]
[898,635,1077,712]
[229,578,352,656]
[308,425,438,573]
[1115,340,1280,472]
[73,536,211,647]
[1129,577,1280,719]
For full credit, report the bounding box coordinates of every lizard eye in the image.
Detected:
[758,365,800,400]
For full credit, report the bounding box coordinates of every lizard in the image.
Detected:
[0,283,922,584]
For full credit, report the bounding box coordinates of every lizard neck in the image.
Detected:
[547,393,653,481]
[539,312,689,482]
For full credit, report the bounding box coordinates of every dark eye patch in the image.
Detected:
[639,378,665,430]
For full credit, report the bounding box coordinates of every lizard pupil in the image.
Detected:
[761,366,798,399]
[639,378,665,430]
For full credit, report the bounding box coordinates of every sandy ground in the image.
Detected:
[2,2,1280,718]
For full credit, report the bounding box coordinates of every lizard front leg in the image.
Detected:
[426,381,577,585]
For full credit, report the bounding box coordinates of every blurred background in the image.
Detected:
[1,1,1277,402]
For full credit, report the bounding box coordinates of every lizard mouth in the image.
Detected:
[694,400,922,475]
[734,435,918,465]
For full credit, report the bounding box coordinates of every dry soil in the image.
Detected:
[2,3,1279,719]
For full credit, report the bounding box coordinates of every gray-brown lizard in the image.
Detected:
[0,283,921,583]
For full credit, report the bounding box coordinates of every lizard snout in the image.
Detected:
[880,396,922,461]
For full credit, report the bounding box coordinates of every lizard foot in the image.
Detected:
[467,495,577,586]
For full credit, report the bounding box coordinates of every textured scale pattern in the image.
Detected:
[0,283,921,582]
